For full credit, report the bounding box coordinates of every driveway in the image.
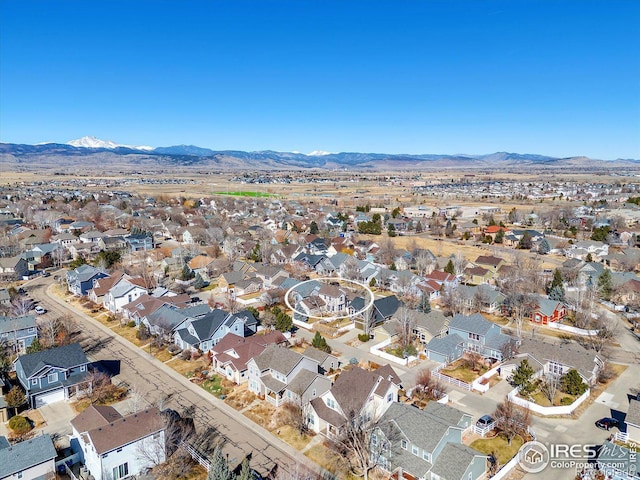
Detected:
[37,401,76,437]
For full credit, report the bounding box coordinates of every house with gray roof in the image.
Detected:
[142,303,210,338]
[349,295,402,330]
[502,337,603,386]
[425,313,516,364]
[173,308,257,353]
[372,402,485,480]
[14,342,91,408]
[0,433,57,480]
[457,284,506,314]
[531,296,567,325]
[0,288,9,307]
[308,365,401,438]
[624,398,640,444]
[67,264,109,296]
[0,314,37,354]
[247,344,325,407]
[411,309,450,346]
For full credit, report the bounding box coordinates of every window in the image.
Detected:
[117,448,122,453]
[412,445,419,456]
[386,393,393,402]
[468,332,480,341]
[113,462,129,480]
[31,379,38,386]
[17,473,23,479]
[48,372,58,383]
[312,389,316,397]
[371,433,378,446]
[401,439,408,450]
[28,327,36,333]
[423,451,431,462]
[80,365,86,372]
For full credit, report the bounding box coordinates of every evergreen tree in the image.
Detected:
[26,338,44,353]
[418,292,431,313]
[494,229,504,244]
[585,252,593,263]
[548,269,565,301]
[415,221,423,234]
[548,286,565,302]
[508,359,535,395]
[560,369,588,396]
[444,259,455,275]
[193,273,206,289]
[236,458,252,480]
[312,331,331,353]
[597,269,613,301]
[389,262,397,271]
[208,446,232,480]
[275,310,293,332]
[309,221,319,234]
[387,223,397,237]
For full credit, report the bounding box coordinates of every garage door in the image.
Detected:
[35,389,65,408]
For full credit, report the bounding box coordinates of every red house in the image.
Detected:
[532,297,567,325]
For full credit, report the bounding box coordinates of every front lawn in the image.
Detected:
[471,434,524,466]
[201,376,231,398]
[441,360,488,384]
[527,390,576,407]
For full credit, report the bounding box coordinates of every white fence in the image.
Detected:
[489,454,522,480]
[369,338,418,366]
[181,441,211,471]
[471,364,502,393]
[547,322,598,336]
[472,421,496,437]
[507,387,590,415]
[614,431,629,443]
[431,364,472,391]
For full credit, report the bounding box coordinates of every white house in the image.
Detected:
[71,405,165,480]
[104,277,148,314]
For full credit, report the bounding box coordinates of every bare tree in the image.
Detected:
[225,290,239,314]
[129,383,146,413]
[541,372,561,405]
[452,252,468,277]
[412,368,448,401]
[493,398,531,445]
[413,249,435,276]
[395,307,415,349]
[11,296,34,317]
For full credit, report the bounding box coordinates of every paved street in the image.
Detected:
[24,276,325,479]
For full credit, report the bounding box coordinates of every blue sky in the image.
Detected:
[1,0,639,159]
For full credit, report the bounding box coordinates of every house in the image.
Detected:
[142,304,210,338]
[308,365,401,438]
[174,308,258,352]
[121,293,191,323]
[0,256,29,280]
[67,264,110,296]
[474,255,506,273]
[14,342,91,408]
[71,405,165,480]
[412,309,450,345]
[424,270,459,291]
[210,331,289,384]
[425,313,515,364]
[501,337,604,386]
[247,344,323,407]
[463,266,493,285]
[0,433,57,480]
[302,346,340,374]
[624,398,640,443]
[125,233,153,252]
[103,276,149,313]
[373,402,485,480]
[457,284,506,314]
[0,315,37,354]
[349,295,402,330]
[88,271,124,305]
[531,297,567,324]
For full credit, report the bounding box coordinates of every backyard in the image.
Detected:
[470,433,524,466]
[441,358,489,383]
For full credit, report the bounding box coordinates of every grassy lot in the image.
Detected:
[471,434,524,466]
[152,347,174,362]
[528,390,576,407]
[243,403,277,429]
[273,425,315,450]
[304,443,357,480]
[201,376,232,398]
[223,383,257,410]
[109,324,146,347]
[170,357,208,377]
[213,191,277,197]
[441,361,488,384]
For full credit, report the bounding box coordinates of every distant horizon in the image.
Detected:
[1,1,638,159]
[2,135,636,161]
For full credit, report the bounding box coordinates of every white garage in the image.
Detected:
[34,389,65,408]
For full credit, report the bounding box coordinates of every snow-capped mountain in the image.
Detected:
[67,136,153,151]
[307,150,334,156]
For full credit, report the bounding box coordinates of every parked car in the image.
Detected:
[41,271,51,277]
[476,415,494,428]
[595,417,619,430]
[34,305,46,315]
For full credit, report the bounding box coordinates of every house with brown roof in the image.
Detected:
[71,405,165,480]
[88,271,125,305]
[474,255,506,273]
[120,293,191,322]
[463,266,493,285]
[308,365,402,439]
[211,331,289,384]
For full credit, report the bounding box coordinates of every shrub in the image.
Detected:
[560,396,574,406]
[9,415,31,435]
[180,349,192,361]
[136,324,150,341]
[127,321,136,328]
[358,333,370,342]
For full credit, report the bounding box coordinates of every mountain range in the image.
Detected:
[1,136,638,171]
